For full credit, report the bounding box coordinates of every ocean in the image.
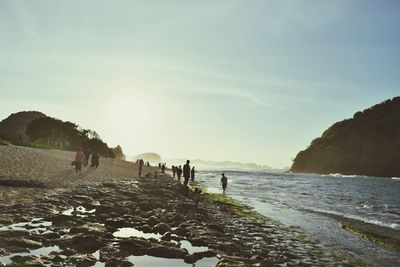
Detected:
[197,170,400,266]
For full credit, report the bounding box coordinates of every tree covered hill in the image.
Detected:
[0,111,125,159]
[0,111,46,142]
[290,97,400,177]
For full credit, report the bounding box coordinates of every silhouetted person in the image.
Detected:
[221,173,228,194]
[83,149,90,167]
[161,164,166,173]
[91,152,99,168]
[177,165,182,181]
[75,148,85,175]
[139,159,144,178]
[172,165,176,178]
[183,160,191,186]
[191,166,196,181]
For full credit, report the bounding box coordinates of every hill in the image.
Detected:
[0,111,46,142]
[132,152,162,163]
[0,111,122,158]
[290,97,400,177]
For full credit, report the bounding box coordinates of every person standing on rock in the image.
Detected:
[139,159,144,178]
[183,160,191,186]
[221,173,228,194]
[191,166,196,181]
[75,148,85,175]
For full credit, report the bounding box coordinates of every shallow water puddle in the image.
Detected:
[128,255,219,267]
[0,218,52,232]
[62,206,96,217]
[113,227,162,239]
[180,240,208,254]
[92,250,105,267]
[1,245,60,265]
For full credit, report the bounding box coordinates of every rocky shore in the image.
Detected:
[0,173,365,266]
[0,145,366,266]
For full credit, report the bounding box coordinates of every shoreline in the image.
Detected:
[0,145,364,266]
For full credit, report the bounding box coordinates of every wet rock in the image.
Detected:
[215,256,251,267]
[119,238,150,255]
[5,238,42,249]
[69,254,97,267]
[60,235,104,254]
[42,232,61,240]
[173,226,190,236]
[8,255,43,266]
[105,218,130,228]
[0,230,30,239]
[105,258,133,267]
[147,216,158,226]
[147,245,188,258]
[154,222,171,234]
[161,232,172,241]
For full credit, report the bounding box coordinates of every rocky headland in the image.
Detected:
[291,97,400,177]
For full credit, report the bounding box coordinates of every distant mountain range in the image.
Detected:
[291,97,400,177]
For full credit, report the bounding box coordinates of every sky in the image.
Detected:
[0,0,399,168]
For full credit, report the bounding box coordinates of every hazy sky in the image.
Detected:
[1,1,399,168]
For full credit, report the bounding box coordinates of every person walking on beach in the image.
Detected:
[183,160,191,186]
[221,173,228,194]
[191,166,196,181]
[161,163,166,173]
[91,151,99,168]
[75,148,85,175]
[177,165,182,181]
[139,159,144,178]
[172,165,176,178]
[84,149,90,167]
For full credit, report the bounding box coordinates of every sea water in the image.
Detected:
[198,170,400,266]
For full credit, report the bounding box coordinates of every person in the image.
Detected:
[84,149,90,167]
[183,160,191,186]
[177,165,182,181]
[91,151,99,168]
[172,165,176,178]
[221,173,228,194]
[139,159,144,178]
[75,148,85,175]
[191,166,196,181]
[161,163,166,173]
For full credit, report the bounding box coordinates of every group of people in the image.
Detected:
[171,163,196,184]
[74,148,100,175]
[171,160,228,193]
[136,158,230,194]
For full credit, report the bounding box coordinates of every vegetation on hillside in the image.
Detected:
[291,97,400,177]
[26,116,118,158]
[0,111,46,142]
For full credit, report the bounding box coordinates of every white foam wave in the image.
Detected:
[327,173,359,178]
[307,208,400,230]
[391,177,400,180]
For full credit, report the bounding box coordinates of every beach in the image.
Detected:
[0,145,363,266]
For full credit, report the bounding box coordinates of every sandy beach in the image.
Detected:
[0,145,155,205]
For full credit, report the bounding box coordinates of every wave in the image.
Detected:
[302,208,400,230]
[391,177,400,180]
